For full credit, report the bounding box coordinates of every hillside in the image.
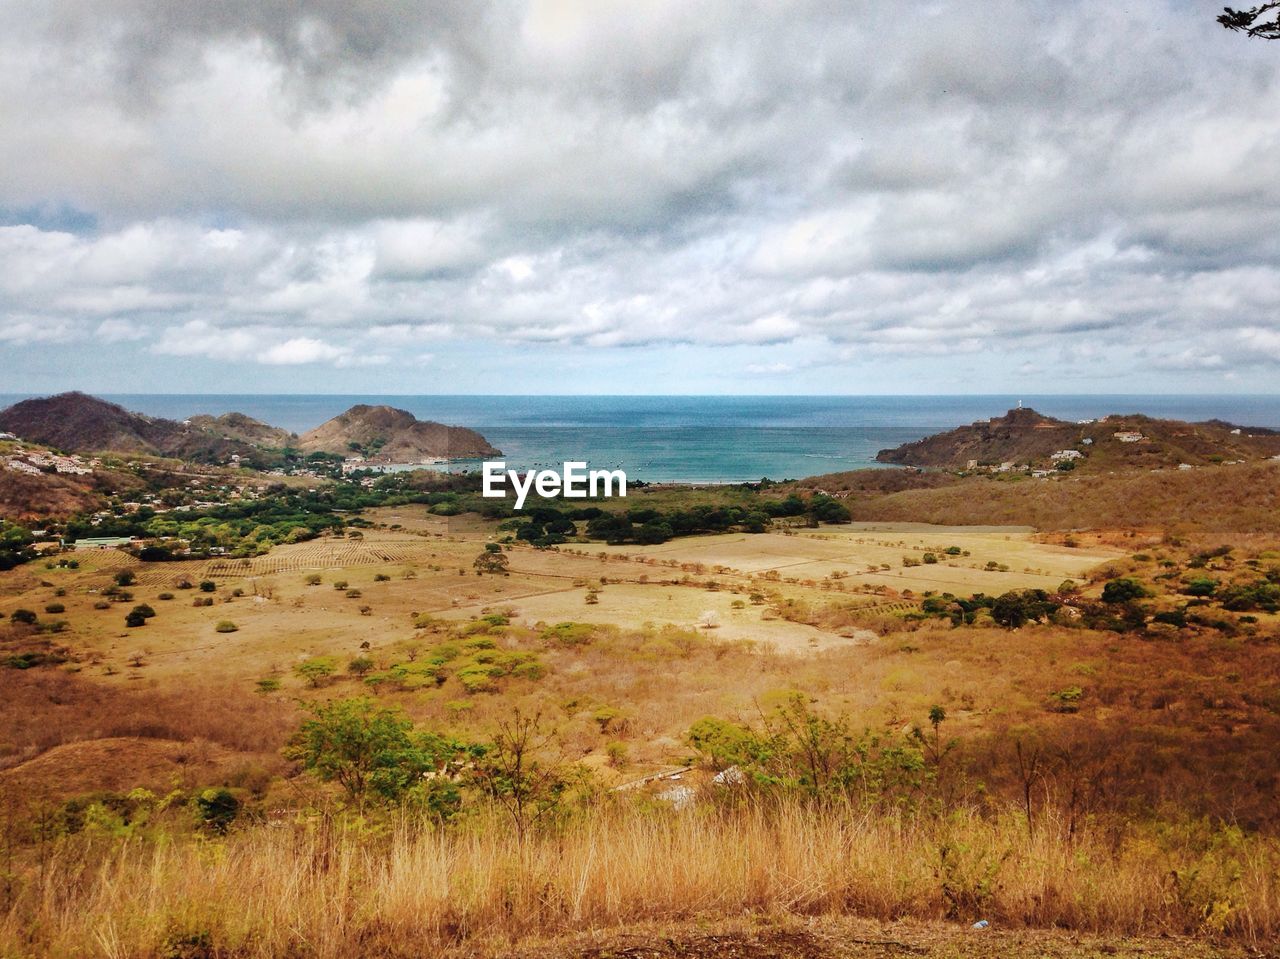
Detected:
[0,392,245,462]
[187,412,296,449]
[876,407,1280,471]
[796,459,1280,533]
[299,404,500,460]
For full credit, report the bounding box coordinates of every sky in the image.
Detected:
[2,0,1279,395]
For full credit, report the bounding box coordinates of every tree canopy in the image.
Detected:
[1220,4,1280,39]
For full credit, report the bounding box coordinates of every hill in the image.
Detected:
[791,459,1280,534]
[187,412,296,449]
[299,404,499,461]
[876,407,1280,471]
[0,392,245,462]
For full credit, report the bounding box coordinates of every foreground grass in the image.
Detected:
[4,800,1279,958]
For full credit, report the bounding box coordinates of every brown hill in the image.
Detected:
[791,459,1280,534]
[188,412,296,449]
[876,407,1280,471]
[0,468,104,521]
[298,405,499,461]
[0,392,245,462]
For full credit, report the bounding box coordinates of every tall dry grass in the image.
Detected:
[5,799,1279,957]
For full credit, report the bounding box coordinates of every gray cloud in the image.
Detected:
[0,0,1278,387]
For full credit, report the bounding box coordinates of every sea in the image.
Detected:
[6,394,1280,484]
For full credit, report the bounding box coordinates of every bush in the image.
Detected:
[44,602,65,614]
[991,589,1058,628]
[215,620,238,633]
[198,580,217,593]
[114,570,136,587]
[295,656,337,687]
[9,609,37,625]
[194,788,240,833]
[158,592,174,600]
[125,610,147,628]
[1102,577,1148,604]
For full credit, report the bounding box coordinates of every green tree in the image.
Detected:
[1101,577,1148,604]
[286,697,472,811]
[473,545,510,575]
[294,656,336,687]
[991,589,1058,628]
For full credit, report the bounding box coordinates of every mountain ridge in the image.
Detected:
[875,407,1280,471]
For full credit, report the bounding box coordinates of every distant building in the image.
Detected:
[1113,431,1145,443]
[1050,449,1083,462]
[72,536,135,550]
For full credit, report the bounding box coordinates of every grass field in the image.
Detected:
[0,511,1118,688]
[7,501,1279,958]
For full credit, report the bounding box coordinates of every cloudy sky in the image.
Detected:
[2,0,1278,394]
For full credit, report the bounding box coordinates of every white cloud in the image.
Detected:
[0,0,1278,387]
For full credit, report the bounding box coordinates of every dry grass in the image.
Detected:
[3,800,1279,957]
[829,461,1280,534]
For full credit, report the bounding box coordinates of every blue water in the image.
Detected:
[4,394,1280,483]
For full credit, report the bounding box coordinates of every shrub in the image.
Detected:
[256,677,282,694]
[44,602,65,614]
[194,788,240,833]
[1102,577,1149,604]
[114,570,136,587]
[124,610,147,628]
[991,589,1058,628]
[198,580,216,593]
[10,609,37,625]
[295,656,337,687]
[158,592,174,600]
[215,620,238,633]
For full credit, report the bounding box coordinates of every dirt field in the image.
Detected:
[1,510,1120,684]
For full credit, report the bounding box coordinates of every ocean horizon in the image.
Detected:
[4,393,1280,483]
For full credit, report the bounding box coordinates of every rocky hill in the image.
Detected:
[0,393,249,462]
[298,405,499,461]
[876,407,1280,471]
[186,412,296,449]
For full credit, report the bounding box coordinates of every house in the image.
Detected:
[1113,431,1145,443]
[1050,449,1083,462]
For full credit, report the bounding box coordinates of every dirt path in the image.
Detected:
[472,916,1270,959]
